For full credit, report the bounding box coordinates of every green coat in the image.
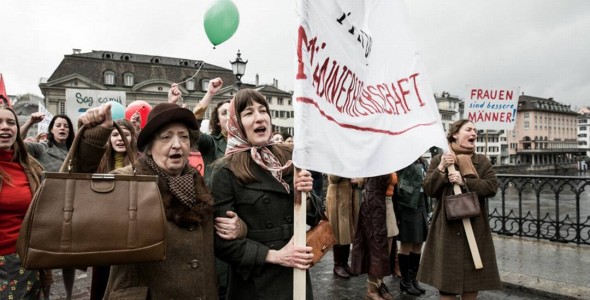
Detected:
[197,132,227,187]
[417,153,501,294]
[212,160,319,300]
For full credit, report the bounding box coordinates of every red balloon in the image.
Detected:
[125,100,152,129]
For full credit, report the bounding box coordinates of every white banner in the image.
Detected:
[465,86,520,130]
[65,89,126,129]
[37,101,53,133]
[293,0,448,178]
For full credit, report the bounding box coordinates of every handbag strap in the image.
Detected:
[60,122,137,173]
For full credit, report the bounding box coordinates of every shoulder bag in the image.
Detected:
[306,194,336,266]
[443,180,481,220]
[17,123,166,269]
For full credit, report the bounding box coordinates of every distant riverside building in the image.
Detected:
[506,95,584,167]
[577,107,590,157]
[39,49,295,134]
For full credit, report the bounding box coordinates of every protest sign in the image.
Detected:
[465,86,520,130]
[65,89,126,129]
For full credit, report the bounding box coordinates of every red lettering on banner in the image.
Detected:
[470,89,514,100]
[296,25,429,118]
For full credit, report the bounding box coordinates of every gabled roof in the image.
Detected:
[45,50,236,91]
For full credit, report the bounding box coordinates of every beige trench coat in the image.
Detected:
[326,175,361,245]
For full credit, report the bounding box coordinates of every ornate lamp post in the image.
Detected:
[230,50,248,89]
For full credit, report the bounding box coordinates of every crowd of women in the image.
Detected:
[0,75,500,299]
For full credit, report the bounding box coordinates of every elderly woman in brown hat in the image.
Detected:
[71,79,243,299]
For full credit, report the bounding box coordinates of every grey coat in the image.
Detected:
[25,142,68,172]
[212,160,320,300]
[417,153,501,294]
[72,126,217,300]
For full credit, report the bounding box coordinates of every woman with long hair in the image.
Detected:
[22,113,77,299]
[0,105,44,299]
[91,118,138,300]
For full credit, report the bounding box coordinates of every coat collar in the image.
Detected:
[228,163,294,195]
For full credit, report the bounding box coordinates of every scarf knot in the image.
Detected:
[144,156,199,208]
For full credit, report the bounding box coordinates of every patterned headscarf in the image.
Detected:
[225,98,292,192]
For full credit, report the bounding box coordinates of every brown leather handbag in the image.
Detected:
[17,124,166,269]
[444,189,481,221]
[306,214,336,266]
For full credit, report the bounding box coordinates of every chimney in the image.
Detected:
[72,48,81,55]
[256,74,259,86]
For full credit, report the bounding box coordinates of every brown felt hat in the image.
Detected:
[137,103,197,151]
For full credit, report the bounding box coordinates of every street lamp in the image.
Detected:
[230,50,248,89]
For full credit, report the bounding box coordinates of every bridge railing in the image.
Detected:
[487,174,590,245]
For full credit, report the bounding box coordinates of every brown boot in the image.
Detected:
[366,279,394,300]
[333,245,350,279]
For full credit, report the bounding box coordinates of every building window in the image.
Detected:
[104,71,115,85]
[123,73,134,87]
[280,111,286,118]
[186,79,195,91]
[267,97,272,104]
[200,79,210,91]
[59,102,66,114]
[581,126,587,131]
[278,98,284,105]
[524,121,529,129]
[524,112,529,118]
[288,99,292,105]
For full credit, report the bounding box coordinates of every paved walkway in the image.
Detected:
[45,235,589,299]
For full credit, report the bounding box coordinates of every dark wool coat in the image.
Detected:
[351,174,391,277]
[197,132,227,187]
[212,160,320,300]
[72,126,217,300]
[417,153,501,294]
[396,161,429,243]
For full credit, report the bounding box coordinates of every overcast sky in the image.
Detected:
[2,0,589,108]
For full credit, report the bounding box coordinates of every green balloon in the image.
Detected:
[204,0,240,46]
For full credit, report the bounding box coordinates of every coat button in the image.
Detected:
[190,259,199,269]
[284,216,292,223]
[187,225,196,231]
[266,221,273,228]
[263,196,270,204]
[457,232,461,236]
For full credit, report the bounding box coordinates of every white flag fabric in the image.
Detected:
[293,0,448,178]
[38,101,53,134]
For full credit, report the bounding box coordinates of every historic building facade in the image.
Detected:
[39,49,295,133]
[506,95,584,167]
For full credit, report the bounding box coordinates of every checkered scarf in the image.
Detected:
[225,98,292,192]
[145,155,198,208]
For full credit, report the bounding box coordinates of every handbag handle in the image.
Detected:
[60,122,137,173]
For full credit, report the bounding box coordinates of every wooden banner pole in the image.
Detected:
[447,165,483,269]
[293,167,307,300]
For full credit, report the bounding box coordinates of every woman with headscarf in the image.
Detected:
[70,78,243,299]
[418,119,501,300]
[211,88,322,300]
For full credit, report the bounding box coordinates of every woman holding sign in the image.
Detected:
[418,119,500,299]
[211,89,322,300]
